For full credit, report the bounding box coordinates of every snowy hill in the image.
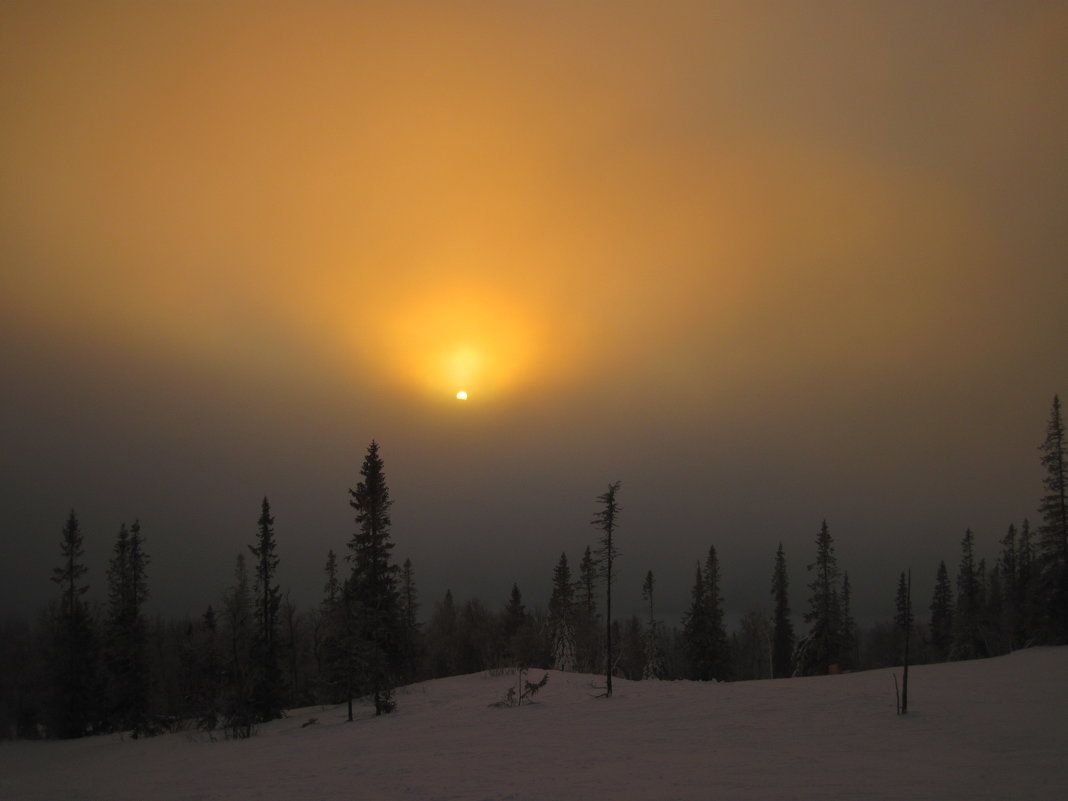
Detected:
[3,648,1067,801]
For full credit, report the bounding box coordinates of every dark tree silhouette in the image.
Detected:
[49,510,98,738]
[683,562,710,679]
[683,547,729,680]
[770,543,794,679]
[951,529,985,660]
[998,524,1019,649]
[640,569,661,679]
[323,550,341,612]
[222,553,255,737]
[1038,395,1068,643]
[104,520,151,735]
[1016,519,1037,644]
[503,583,527,642]
[549,553,576,671]
[895,570,913,714]
[579,545,597,616]
[801,520,841,675]
[576,544,600,673]
[249,498,283,722]
[501,583,535,666]
[703,545,730,680]
[592,481,621,697]
[191,604,223,730]
[347,440,401,716]
[318,549,344,703]
[929,560,953,661]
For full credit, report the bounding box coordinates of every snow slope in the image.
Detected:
[3,647,1066,801]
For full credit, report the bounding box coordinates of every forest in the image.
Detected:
[2,396,1066,740]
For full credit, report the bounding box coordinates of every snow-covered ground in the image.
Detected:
[3,647,1066,801]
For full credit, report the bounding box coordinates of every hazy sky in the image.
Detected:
[3,1,1067,627]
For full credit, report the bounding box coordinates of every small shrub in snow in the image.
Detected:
[491,667,549,707]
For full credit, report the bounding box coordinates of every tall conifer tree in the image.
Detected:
[222,553,254,736]
[575,545,600,672]
[549,553,577,671]
[347,440,400,716]
[682,562,710,679]
[105,520,150,734]
[770,543,795,679]
[1017,519,1037,644]
[802,520,841,674]
[999,524,1019,649]
[49,510,97,738]
[592,481,621,697]
[895,570,913,714]
[929,560,953,661]
[640,569,661,679]
[318,549,343,702]
[249,498,283,722]
[951,529,984,660]
[579,546,597,616]
[1038,395,1068,642]
[703,545,730,681]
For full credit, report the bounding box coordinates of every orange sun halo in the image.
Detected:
[366,288,545,404]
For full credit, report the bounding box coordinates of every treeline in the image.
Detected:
[2,398,1066,739]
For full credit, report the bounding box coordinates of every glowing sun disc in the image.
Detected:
[456,391,468,400]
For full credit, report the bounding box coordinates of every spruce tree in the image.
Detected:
[579,545,597,616]
[640,569,661,680]
[976,558,988,613]
[347,440,400,716]
[895,570,913,714]
[248,498,283,722]
[682,562,710,679]
[592,481,621,697]
[323,550,341,613]
[999,524,1019,649]
[279,594,301,706]
[49,510,98,738]
[802,520,841,675]
[929,560,953,661]
[317,549,342,703]
[222,553,255,737]
[1038,395,1068,643]
[548,553,577,672]
[770,543,794,679]
[1016,519,1037,645]
[576,545,599,672]
[985,564,1007,655]
[104,520,151,735]
[193,605,223,730]
[951,529,984,660]
[703,545,730,681]
[104,522,131,730]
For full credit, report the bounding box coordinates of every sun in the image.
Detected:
[455,390,468,400]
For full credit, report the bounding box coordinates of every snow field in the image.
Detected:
[2,647,1066,801]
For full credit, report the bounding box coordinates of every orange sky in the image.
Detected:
[2,1,1067,621]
